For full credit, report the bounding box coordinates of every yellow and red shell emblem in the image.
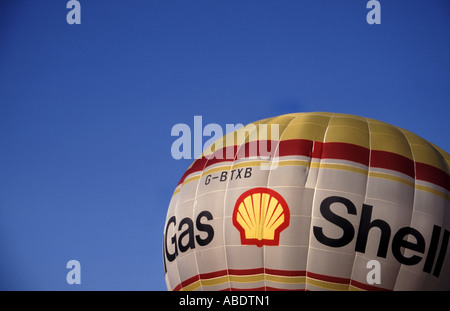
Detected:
[232,187,290,247]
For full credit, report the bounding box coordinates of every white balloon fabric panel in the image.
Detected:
[163,112,449,291]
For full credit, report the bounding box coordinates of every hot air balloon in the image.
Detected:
[163,112,449,291]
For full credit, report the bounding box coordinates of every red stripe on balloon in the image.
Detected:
[176,139,449,192]
[172,269,391,291]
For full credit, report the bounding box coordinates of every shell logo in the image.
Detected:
[232,187,290,247]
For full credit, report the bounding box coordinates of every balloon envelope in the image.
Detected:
[163,112,449,291]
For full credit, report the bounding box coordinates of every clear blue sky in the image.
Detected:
[0,0,449,290]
